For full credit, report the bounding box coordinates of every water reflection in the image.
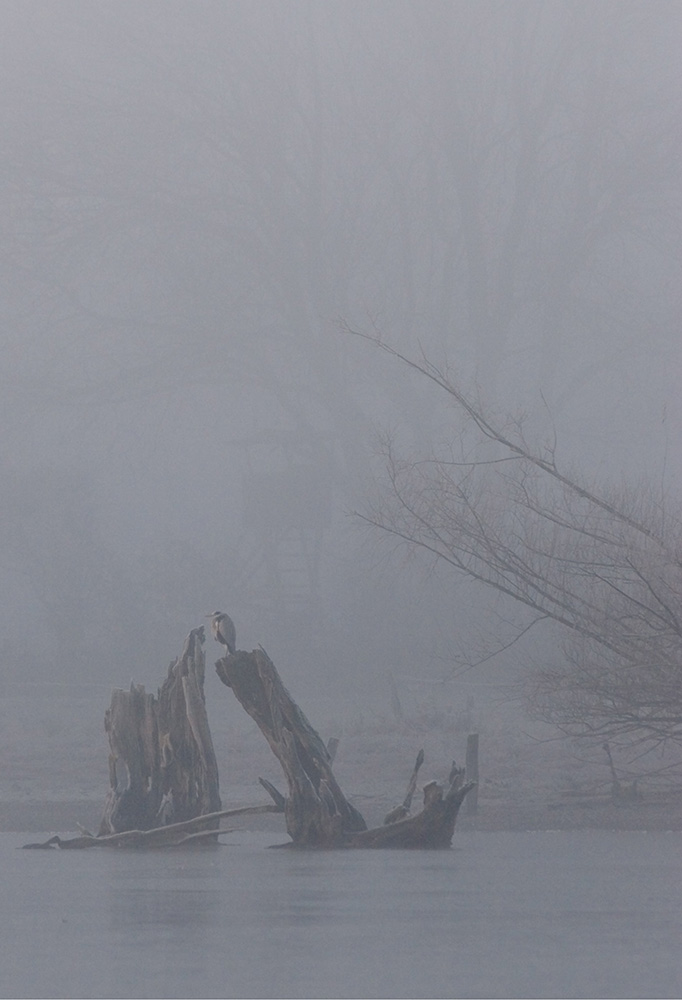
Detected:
[1,831,681,999]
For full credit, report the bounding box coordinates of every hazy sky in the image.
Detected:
[1,0,679,699]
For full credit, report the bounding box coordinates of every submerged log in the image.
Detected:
[346,769,474,849]
[215,646,474,848]
[98,626,221,835]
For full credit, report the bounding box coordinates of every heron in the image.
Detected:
[205,612,236,655]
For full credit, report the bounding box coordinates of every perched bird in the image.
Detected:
[205,612,236,655]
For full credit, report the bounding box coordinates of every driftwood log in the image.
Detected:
[98,626,221,835]
[215,646,474,848]
[22,805,282,850]
[346,771,473,849]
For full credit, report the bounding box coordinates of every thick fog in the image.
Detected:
[1,0,680,706]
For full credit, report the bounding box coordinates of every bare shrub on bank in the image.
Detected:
[352,331,682,754]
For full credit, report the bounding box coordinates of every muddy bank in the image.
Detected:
[458,791,682,832]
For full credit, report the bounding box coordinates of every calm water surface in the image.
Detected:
[1,829,680,999]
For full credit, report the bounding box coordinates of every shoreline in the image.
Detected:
[5,693,682,837]
[4,790,682,835]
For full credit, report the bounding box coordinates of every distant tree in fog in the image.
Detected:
[3,1,679,431]
[355,333,682,754]
[1,1,680,681]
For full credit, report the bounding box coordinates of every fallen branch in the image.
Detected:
[384,748,425,824]
[22,803,282,850]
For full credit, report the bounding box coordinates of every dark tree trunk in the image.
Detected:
[215,647,474,848]
[99,627,221,835]
[215,647,366,845]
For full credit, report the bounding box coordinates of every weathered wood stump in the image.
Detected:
[25,624,473,851]
[98,626,221,835]
[216,647,366,845]
[215,647,475,848]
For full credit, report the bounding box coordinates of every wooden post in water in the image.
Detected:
[465,733,479,816]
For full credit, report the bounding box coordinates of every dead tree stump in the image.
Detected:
[99,626,221,835]
[215,646,474,848]
[216,647,366,845]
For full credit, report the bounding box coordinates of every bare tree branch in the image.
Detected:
[353,329,682,753]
